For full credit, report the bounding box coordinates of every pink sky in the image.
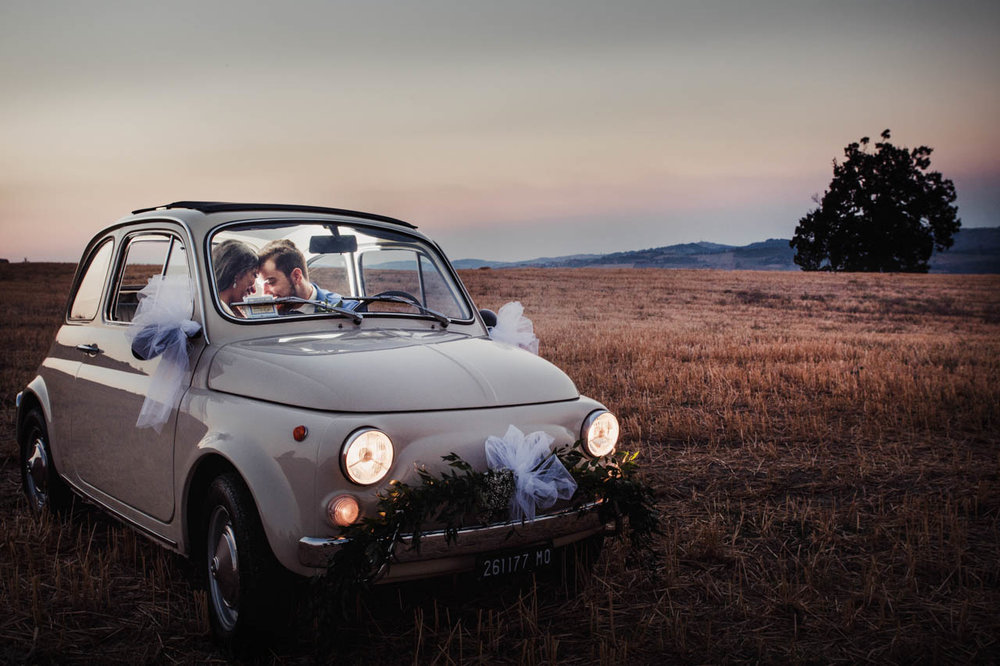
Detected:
[1,1,997,262]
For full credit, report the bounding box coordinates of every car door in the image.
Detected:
[72,229,202,523]
[43,237,117,478]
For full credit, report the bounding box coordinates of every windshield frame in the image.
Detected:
[204,217,477,326]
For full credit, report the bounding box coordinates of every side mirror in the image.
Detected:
[309,235,358,254]
[479,308,498,328]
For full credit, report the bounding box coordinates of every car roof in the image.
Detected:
[129,201,418,229]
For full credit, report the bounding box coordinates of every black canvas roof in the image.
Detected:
[131,201,417,229]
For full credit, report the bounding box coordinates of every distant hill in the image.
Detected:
[455,226,1000,274]
[928,226,1000,274]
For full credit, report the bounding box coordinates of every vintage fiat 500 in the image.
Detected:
[16,201,620,643]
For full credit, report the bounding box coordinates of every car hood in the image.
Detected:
[206,330,579,412]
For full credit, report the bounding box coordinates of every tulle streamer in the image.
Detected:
[485,425,577,522]
[125,275,201,432]
[488,301,539,355]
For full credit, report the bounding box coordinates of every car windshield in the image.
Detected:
[208,221,473,322]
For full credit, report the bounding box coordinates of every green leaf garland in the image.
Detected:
[316,442,658,605]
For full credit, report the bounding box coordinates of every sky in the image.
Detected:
[1,0,998,263]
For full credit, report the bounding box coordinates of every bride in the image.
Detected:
[212,239,259,317]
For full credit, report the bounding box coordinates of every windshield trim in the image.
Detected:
[205,218,476,326]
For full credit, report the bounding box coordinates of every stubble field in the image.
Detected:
[1,263,998,664]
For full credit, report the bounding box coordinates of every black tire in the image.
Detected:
[202,473,292,650]
[19,408,71,516]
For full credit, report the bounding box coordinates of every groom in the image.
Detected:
[257,239,349,314]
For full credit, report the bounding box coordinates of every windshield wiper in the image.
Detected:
[354,295,451,328]
[232,296,364,324]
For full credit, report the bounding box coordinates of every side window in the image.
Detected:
[69,239,114,321]
[110,234,174,323]
[420,254,467,318]
[308,253,351,297]
[164,238,190,278]
[360,249,420,297]
[164,239,194,319]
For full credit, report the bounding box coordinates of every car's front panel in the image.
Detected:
[176,386,609,577]
[302,396,611,578]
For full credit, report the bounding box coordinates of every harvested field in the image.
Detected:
[1,262,999,663]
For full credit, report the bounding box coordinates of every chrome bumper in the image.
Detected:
[299,503,614,579]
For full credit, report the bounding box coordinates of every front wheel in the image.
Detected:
[202,473,290,648]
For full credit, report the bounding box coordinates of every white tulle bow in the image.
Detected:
[488,301,539,355]
[125,275,201,432]
[485,425,577,522]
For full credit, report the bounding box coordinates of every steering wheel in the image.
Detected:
[354,290,421,313]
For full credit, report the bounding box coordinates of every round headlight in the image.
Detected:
[341,428,394,485]
[581,411,619,458]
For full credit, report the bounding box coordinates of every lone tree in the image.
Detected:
[790,129,960,272]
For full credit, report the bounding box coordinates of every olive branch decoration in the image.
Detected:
[316,442,659,605]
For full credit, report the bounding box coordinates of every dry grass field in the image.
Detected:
[1,262,999,664]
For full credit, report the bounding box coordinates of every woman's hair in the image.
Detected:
[212,239,259,293]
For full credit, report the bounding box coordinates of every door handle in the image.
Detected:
[76,343,101,356]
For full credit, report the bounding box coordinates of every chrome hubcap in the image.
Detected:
[25,437,49,512]
[207,507,239,631]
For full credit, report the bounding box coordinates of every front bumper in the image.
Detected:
[299,503,614,582]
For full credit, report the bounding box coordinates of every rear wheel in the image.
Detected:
[202,473,292,649]
[19,408,71,516]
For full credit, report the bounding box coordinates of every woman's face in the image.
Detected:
[231,269,258,303]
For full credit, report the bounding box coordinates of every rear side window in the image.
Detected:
[69,240,114,321]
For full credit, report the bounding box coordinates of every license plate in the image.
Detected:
[476,542,553,579]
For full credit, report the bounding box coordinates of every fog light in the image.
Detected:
[327,495,360,527]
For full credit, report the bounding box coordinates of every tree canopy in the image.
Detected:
[790,130,960,272]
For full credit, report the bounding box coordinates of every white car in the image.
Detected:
[17,202,620,644]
